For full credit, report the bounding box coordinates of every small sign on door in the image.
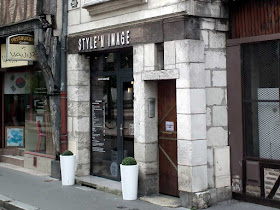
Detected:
[165,121,174,132]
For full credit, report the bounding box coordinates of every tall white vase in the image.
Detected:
[60,155,76,186]
[120,164,139,200]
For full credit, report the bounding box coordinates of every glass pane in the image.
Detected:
[123,81,134,158]
[91,75,119,179]
[242,41,280,160]
[3,71,53,155]
[120,51,133,69]
[92,53,117,72]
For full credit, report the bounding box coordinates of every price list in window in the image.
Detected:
[92,100,105,153]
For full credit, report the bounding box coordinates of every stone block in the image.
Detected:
[176,63,205,88]
[144,43,157,68]
[67,69,90,86]
[205,50,226,69]
[214,146,230,177]
[68,101,90,117]
[177,114,206,140]
[206,107,212,126]
[213,106,228,126]
[207,147,214,167]
[133,45,144,73]
[68,140,77,154]
[68,86,90,102]
[200,18,215,30]
[215,175,231,188]
[142,69,179,80]
[208,188,217,205]
[200,30,209,48]
[68,9,81,26]
[68,117,73,133]
[206,88,225,106]
[207,127,228,146]
[209,31,226,49]
[215,19,229,32]
[205,70,211,87]
[175,40,204,63]
[177,89,206,114]
[178,140,207,166]
[178,165,208,192]
[138,161,158,175]
[77,148,90,165]
[164,41,175,66]
[76,164,90,177]
[180,191,211,209]
[208,165,215,189]
[138,174,159,196]
[212,70,227,87]
[68,54,90,71]
[73,117,90,133]
[216,186,232,202]
[134,142,158,163]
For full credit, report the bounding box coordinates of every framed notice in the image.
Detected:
[5,126,24,147]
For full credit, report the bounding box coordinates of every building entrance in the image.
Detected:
[90,49,134,180]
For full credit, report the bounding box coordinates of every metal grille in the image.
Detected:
[242,41,280,160]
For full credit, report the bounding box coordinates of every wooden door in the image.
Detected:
[158,80,178,197]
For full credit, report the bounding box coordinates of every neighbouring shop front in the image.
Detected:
[228,0,280,207]
[0,33,55,173]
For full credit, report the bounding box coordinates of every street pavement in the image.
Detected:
[0,163,277,210]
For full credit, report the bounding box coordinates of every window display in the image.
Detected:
[3,71,53,155]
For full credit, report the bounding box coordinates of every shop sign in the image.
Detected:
[1,45,29,68]
[6,34,38,61]
[78,30,130,52]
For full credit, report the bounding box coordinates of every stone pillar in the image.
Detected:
[200,17,231,204]
[164,39,209,208]
[133,44,159,195]
[67,54,91,176]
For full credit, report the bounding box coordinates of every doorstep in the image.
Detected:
[75,176,122,196]
[140,194,181,208]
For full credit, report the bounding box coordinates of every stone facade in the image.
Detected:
[67,0,230,208]
[67,54,91,176]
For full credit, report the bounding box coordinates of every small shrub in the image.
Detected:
[61,150,73,156]
[122,157,137,165]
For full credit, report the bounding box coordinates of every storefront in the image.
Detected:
[0,34,55,173]
[228,0,280,207]
[68,0,230,205]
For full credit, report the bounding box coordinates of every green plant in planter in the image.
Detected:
[61,150,73,156]
[122,157,137,165]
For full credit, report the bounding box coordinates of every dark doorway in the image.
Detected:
[90,49,134,181]
[158,80,179,197]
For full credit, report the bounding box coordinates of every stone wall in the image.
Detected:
[67,54,91,176]
[68,0,227,35]
[199,17,231,193]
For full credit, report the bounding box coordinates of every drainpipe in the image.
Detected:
[60,0,68,153]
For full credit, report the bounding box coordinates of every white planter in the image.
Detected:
[60,155,76,186]
[120,164,139,200]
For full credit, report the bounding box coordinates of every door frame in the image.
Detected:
[90,49,133,180]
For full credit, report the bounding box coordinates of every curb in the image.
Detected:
[0,194,40,210]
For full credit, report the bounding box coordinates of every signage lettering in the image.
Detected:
[78,30,130,51]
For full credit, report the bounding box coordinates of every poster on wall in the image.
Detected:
[5,126,24,147]
[4,72,31,94]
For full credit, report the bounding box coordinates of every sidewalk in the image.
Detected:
[0,163,277,210]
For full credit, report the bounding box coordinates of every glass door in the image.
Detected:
[91,50,134,180]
